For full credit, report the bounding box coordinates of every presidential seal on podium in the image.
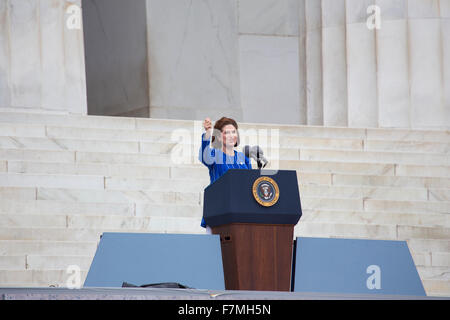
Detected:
[252,176,280,207]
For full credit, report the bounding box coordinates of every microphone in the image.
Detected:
[243,145,269,169]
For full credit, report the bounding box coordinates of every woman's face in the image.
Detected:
[221,124,238,149]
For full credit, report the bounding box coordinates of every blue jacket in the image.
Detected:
[198,133,252,227]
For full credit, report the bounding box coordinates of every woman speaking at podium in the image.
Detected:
[199,117,252,231]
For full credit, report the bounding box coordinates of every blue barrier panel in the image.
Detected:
[84,233,225,290]
[293,237,426,296]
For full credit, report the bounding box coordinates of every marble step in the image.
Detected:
[299,149,449,166]
[2,131,449,163]
[1,208,446,231]
[0,199,136,216]
[331,174,450,189]
[0,136,141,153]
[0,111,192,131]
[365,128,449,143]
[0,136,368,154]
[0,269,88,287]
[27,255,93,271]
[0,223,206,242]
[364,140,449,154]
[0,186,36,200]
[397,225,450,240]
[0,147,448,170]
[0,255,93,271]
[5,134,447,155]
[2,120,449,153]
[0,223,447,243]
[0,228,121,242]
[104,173,450,190]
[294,221,397,240]
[0,214,67,228]
[1,111,448,142]
[301,210,449,228]
[6,159,450,179]
[35,188,202,205]
[0,173,105,190]
[363,199,450,215]
[422,280,450,297]
[0,186,203,204]
[0,240,98,256]
[0,173,210,191]
[0,255,26,270]
[299,185,430,201]
[1,183,438,204]
[409,251,450,268]
[417,267,450,281]
[0,142,450,166]
[243,124,450,144]
[0,214,202,231]
[294,221,450,241]
[429,189,450,202]
[0,123,47,138]
[1,205,445,231]
[303,197,450,215]
[6,161,173,178]
[0,194,446,217]
[406,239,450,253]
[66,215,202,232]
[0,199,205,218]
[31,185,436,204]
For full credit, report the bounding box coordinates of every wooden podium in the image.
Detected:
[203,169,302,291]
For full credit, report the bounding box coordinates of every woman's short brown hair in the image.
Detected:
[211,117,240,149]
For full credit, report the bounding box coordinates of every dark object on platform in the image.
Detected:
[84,233,225,289]
[203,169,302,291]
[122,282,192,289]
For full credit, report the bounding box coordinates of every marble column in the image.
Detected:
[442,0,450,128]
[408,0,446,128]
[304,0,323,126]
[375,0,410,128]
[0,0,11,108]
[321,0,348,127]
[0,0,87,114]
[346,0,378,128]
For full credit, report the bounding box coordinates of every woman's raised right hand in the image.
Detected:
[203,117,212,131]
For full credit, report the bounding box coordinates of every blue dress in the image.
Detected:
[198,132,252,228]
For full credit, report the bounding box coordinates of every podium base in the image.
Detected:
[212,223,294,291]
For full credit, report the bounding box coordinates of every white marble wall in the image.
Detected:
[146,0,241,121]
[239,35,300,125]
[239,0,301,125]
[145,0,449,129]
[1,0,449,129]
[0,0,87,114]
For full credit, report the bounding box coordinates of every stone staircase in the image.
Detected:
[0,111,448,296]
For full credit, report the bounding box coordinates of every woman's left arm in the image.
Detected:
[245,155,252,169]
